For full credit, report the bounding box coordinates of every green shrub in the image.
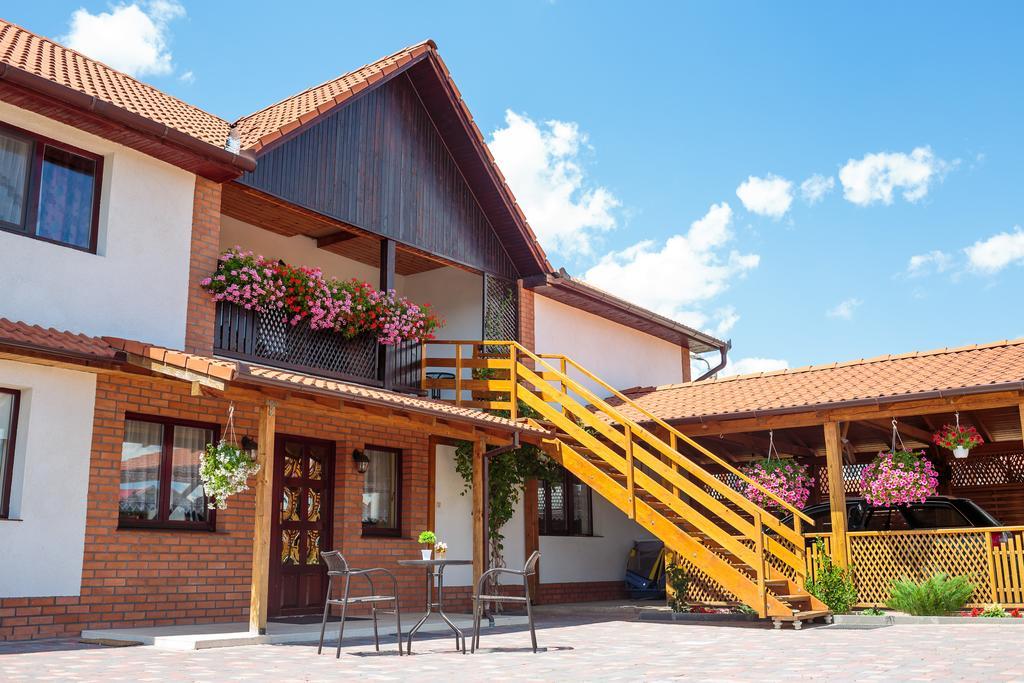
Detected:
[886,573,975,616]
[805,539,859,614]
[665,564,690,613]
[860,607,885,616]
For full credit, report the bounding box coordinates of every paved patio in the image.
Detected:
[2,615,1024,681]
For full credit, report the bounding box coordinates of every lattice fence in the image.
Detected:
[806,528,1024,607]
[483,274,518,344]
[214,302,379,381]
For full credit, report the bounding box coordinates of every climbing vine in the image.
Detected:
[453,399,561,581]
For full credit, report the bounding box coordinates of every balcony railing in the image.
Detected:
[214,302,421,392]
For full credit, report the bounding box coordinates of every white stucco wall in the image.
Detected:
[533,295,684,395]
[433,444,523,587]
[0,360,96,597]
[220,215,381,285]
[0,102,196,349]
[398,266,482,342]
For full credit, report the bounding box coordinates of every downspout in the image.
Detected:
[694,340,731,382]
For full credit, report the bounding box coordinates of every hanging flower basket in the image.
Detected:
[740,459,815,510]
[200,440,260,510]
[932,424,983,459]
[200,247,444,344]
[859,450,939,507]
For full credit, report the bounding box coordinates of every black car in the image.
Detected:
[780,496,1008,542]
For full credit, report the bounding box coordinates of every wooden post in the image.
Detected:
[624,424,636,520]
[523,477,540,597]
[823,421,850,568]
[249,400,276,635]
[472,437,487,590]
[753,512,768,618]
[454,344,463,407]
[681,345,692,383]
[509,345,518,420]
[378,238,396,387]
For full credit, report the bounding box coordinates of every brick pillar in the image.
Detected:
[517,281,535,351]
[184,178,222,355]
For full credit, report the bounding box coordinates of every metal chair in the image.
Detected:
[471,550,541,653]
[318,550,403,657]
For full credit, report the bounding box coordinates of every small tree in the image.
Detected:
[805,539,859,614]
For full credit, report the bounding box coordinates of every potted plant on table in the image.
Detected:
[932,423,984,459]
[859,450,939,507]
[434,541,448,559]
[417,531,436,560]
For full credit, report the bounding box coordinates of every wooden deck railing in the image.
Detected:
[805,526,1024,607]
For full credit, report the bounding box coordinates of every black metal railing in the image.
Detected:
[214,302,422,392]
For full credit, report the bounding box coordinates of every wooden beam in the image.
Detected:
[673,390,1024,437]
[823,421,849,568]
[523,477,540,598]
[123,352,227,391]
[472,437,486,590]
[249,400,277,635]
[967,411,996,443]
[316,231,358,248]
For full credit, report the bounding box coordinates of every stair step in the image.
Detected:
[781,609,831,622]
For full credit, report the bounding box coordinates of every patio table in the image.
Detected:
[397,558,472,654]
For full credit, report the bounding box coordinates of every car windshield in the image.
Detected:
[902,504,972,529]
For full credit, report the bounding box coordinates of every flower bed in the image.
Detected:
[201,247,444,345]
[859,450,938,507]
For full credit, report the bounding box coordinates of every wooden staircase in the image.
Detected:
[423,340,830,628]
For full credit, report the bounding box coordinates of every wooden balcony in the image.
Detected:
[213,302,422,392]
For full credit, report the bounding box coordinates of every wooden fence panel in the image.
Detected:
[805,527,1024,608]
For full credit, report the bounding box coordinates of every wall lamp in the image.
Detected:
[352,448,370,474]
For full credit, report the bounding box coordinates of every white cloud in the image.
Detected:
[827,297,862,320]
[712,306,739,338]
[62,1,186,78]
[488,110,620,257]
[735,174,793,219]
[839,146,954,206]
[906,250,952,277]
[178,69,195,84]
[964,227,1024,273]
[583,202,759,329]
[799,174,835,205]
[720,357,790,377]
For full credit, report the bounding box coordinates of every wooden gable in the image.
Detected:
[239,71,518,279]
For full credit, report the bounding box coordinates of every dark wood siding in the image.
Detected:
[240,74,518,279]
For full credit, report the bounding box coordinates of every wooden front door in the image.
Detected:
[270,435,334,617]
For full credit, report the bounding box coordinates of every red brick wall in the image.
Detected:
[184,177,222,355]
[536,580,627,605]
[0,372,435,640]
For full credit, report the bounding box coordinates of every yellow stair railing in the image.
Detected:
[422,340,825,622]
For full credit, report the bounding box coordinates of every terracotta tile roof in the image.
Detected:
[0,317,536,432]
[239,364,546,434]
[103,337,237,382]
[0,318,119,359]
[612,339,1024,424]
[233,41,434,152]
[0,19,231,147]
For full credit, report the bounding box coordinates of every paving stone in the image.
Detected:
[1,616,1022,682]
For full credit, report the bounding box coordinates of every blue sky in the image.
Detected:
[10,2,1024,373]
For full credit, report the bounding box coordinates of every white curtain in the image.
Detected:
[169,425,213,521]
[362,450,396,527]
[0,133,30,225]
